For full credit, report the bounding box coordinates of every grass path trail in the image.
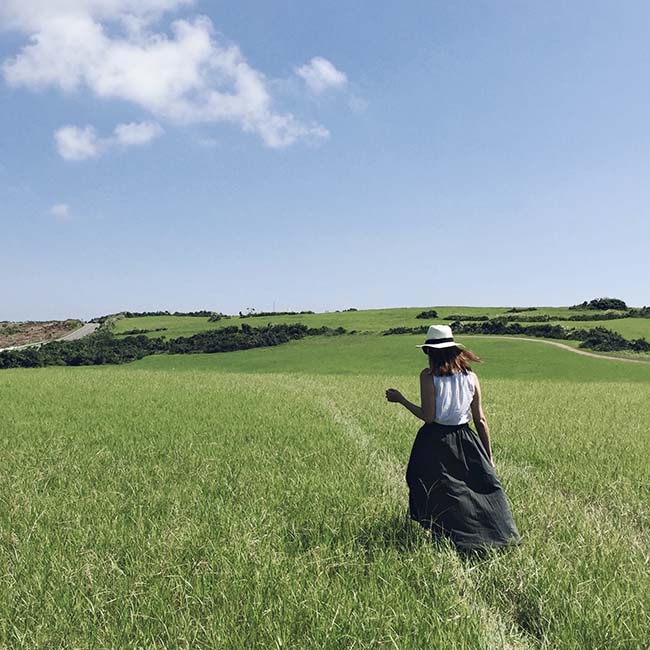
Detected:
[465,335,650,365]
[301,377,537,650]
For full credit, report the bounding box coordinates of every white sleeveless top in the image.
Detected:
[432,371,476,425]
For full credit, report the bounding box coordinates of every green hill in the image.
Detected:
[111,305,650,343]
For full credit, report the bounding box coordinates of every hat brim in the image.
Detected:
[416,341,465,350]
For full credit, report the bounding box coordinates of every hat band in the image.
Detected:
[425,337,454,345]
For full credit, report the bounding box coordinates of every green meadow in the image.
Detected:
[112,306,650,342]
[2,310,650,648]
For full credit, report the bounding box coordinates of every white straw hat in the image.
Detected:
[416,324,465,350]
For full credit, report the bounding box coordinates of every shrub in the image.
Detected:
[208,312,231,322]
[627,307,650,319]
[415,310,438,320]
[119,327,168,335]
[631,337,650,352]
[383,326,428,336]
[578,327,631,351]
[569,298,628,311]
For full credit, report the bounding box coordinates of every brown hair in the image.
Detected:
[424,345,481,376]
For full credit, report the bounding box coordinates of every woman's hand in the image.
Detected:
[385,388,404,403]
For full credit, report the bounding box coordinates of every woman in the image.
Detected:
[385,324,521,551]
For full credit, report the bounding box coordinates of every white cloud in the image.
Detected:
[295,57,347,94]
[54,125,101,160]
[54,121,163,159]
[1,2,333,148]
[113,121,163,145]
[0,1,193,32]
[49,203,72,220]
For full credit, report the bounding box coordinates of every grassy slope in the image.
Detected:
[131,333,650,383]
[112,306,650,342]
[1,362,648,648]
[4,309,650,647]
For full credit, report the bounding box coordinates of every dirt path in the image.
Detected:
[462,335,650,365]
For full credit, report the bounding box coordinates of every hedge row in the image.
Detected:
[419,310,650,324]
[382,320,650,353]
[0,323,347,370]
[91,310,226,323]
[238,310,316,318]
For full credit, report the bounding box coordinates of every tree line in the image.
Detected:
[238,310,316,318]
[383,320,650,353]
[0,323,347,370]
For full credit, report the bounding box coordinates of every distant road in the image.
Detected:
[0,322,100,352]
[57,322,100,341]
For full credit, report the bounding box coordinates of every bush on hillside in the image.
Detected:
[383,326,429,336]
[207,312,231,322]
[119,327,168,335]
[577,327,631,351]
[569,298,628,311]
[415,310,439,320]
[627,306,650,318]
[631,337,650,352]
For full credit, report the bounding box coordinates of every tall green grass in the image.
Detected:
[1,361,648,648]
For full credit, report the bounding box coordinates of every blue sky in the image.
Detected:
[1,1,649,320]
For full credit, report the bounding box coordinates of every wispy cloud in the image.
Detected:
[54,125,101,161]
[113,121,163,146]
[295,57,347,94]
[1,1,335,149]
[54,121,163,160]
[49,203,72,221]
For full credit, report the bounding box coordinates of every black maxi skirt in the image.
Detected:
[406,421,521,551]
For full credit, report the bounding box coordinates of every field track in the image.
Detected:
[305,377,535,649]
[464,335,650,365]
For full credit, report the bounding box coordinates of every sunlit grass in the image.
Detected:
[112,305,650,340]
[1,361,649,648]
[131,333,650,383]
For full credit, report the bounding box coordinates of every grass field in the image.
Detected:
[132,334,650,382]
[2,312,650,648]
[111,306,650,343]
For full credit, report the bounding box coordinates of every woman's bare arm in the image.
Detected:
[386,368,435,422]
[385,387,425,420]
[419,367,436,423]
[470,375,494,466]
